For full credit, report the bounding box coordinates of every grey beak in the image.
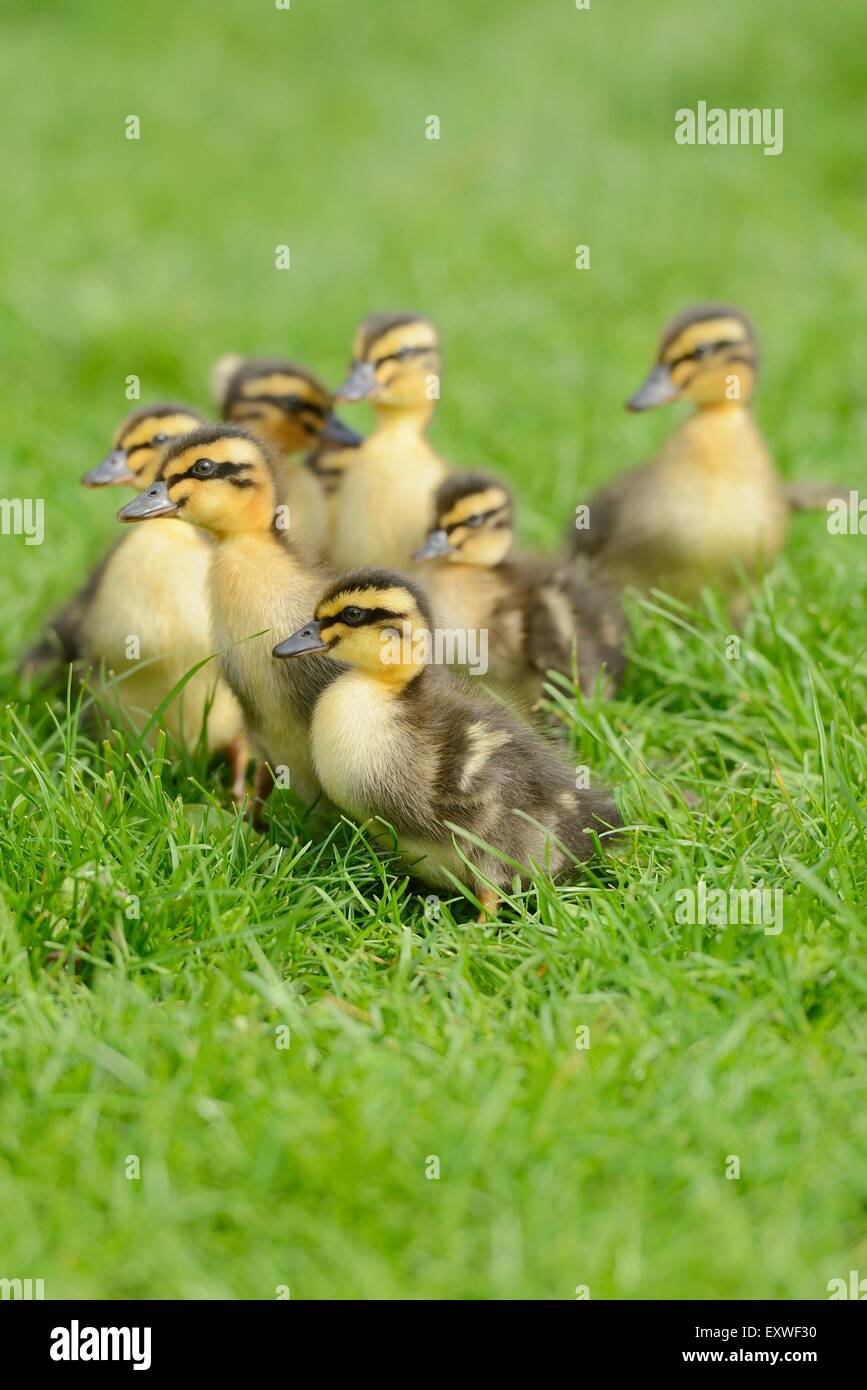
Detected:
[413,529,454,561]
[82,449,135,488]
[117,480,178,522]
[626,363,680,412]
[272,620,328,659]
[334,361,378,403]
[319,412,364,449]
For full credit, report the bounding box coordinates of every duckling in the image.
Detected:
[271,569,620,916]
[21,403,209,679]
[39,405,247,788]
[415,473,626,709]
[82,402,209,491]
[330,312,448,570]
[117,425,336,806]
[211,355,362,557]
[569,304,789,602]
[21,403,193,661]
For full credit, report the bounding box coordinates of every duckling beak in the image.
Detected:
[82,449,135,488]
[117,481,178,523]
[334,362,378,403]
[272,621,328,659]
[413,529,453,561]
[318,412,364,448]
[626,363,680,412]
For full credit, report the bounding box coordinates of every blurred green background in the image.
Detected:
[1,0,866,1301]
[2,0,866,646]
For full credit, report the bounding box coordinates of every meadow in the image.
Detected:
[0,0,866,1299]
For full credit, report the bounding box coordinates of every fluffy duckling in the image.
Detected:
[22,403,247,787]
[569,304,789,601]
[416,473,626,708]
[330,312,448,570]
[211,355,362,557]
[64,405,246,784]
[272,569,620,916]
[81,402,208,491]
[21,403,208,676]
[117,425,335,806]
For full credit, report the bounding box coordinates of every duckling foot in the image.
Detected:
[227,736,250,807]
[476,887,500,923]
[785,481,849,512]
[246,762,275,832]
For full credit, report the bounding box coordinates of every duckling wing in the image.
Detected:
[530,566,627,693]
[424,680,619,874]
[18,538,122,680]
[567,463,652,559]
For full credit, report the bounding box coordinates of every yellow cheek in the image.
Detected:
[134,452,161,487]
[669,361,695,390]
[324,625,392,667]
[686,364,752,403]
[377,365,430,402]
[169,481,196,509]
[330,629,371,664]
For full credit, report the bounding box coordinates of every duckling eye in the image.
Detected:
[286,394,301,408]
[465,513,485,528]
[151,432,169,445]
[693,342,713,358]
[341,606,365,625]
[192,458,216,478]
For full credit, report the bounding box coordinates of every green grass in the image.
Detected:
[2,0,867,1299]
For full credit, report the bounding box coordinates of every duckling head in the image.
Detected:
[212,355,361,457]
[83,403,205,489]
[627,303,758,411]
[273,567,434,686]
[335,312,440,413]
[415,472,513,566]
[117,425,279,537]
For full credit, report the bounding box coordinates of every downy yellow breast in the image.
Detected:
[208,533,329,802]
[331,434,447,571]
[78,520,243,752]
[609,407,787,594]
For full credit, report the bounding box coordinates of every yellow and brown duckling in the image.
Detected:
[330,312,448,571]
[22,403,247,787]
[81,401,208,491]
[211,354,362,556]
[416,472,626,708]
[569,304,789,602]
[271,569,620,916]
[21,403,207,676]
[44,404,246,785]
[117,424,335,807]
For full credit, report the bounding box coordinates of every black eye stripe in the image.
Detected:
[166,459,255,487]
[125,440,158,456]
[373,346,434,369]
[443,504,508,534]
[669,338,744,369]
[232,394,326,419]
[327,606,407,627]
